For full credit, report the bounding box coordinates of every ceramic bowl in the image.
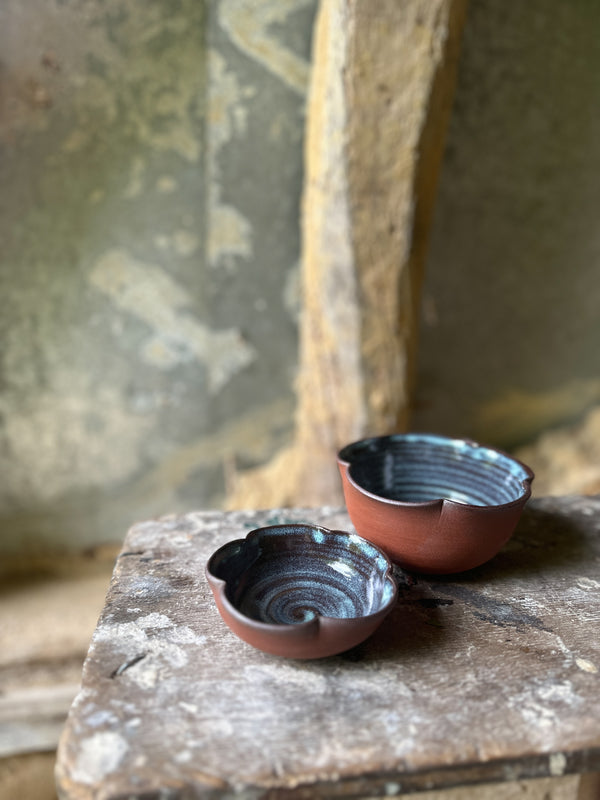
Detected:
[205,524,397,659]
[337,433,534,574]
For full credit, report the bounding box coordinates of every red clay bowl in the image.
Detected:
[337,433,534,575]
[205,524,397,659]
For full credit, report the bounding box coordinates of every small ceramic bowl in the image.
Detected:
[337,433,534,574]
[205,524,397,659]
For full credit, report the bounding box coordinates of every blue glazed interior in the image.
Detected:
[341,434,532,507]
[209,525,395,625]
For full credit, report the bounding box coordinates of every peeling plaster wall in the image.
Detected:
[0,0,315,555]
[414,1,600,448]
[7,0,597,558]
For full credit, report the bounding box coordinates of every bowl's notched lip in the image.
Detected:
[205,523,398,633]
[337,433,535,512]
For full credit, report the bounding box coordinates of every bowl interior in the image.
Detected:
[209,525,395,625]
[344,434,531,506]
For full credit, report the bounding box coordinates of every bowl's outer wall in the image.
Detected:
[338,463,527,574]
[207,574,394,659]
[205,524,399,659]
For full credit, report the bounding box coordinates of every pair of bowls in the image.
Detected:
[206,434,534,659]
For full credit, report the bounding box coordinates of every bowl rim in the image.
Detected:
[205,523,398,633]
[337,432,534,512]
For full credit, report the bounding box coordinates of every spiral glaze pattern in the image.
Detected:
[342,434,532,507]
[209,525,396,626]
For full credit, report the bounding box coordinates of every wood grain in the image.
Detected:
[56,497,600,799]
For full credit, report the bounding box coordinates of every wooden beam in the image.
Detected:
[227,0,468,508]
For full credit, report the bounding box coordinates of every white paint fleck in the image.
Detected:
[179,702,198,714]
[169,626,206,646]
[95,621,147,649]
[137,613,173,630]
[131,662,159,690]
[385,783,401,796]
[85,709,119,728]
[576,657,598,674]
[537,680,578,704]
[511,595,546,614]
[549,752,567,776]
[72,732,129,784]
[552,634,573,661]
[175,749,193,763]
[576,577,600,591]
[168,533,193,547]
[93,611,207,693]
[511,679,581,735]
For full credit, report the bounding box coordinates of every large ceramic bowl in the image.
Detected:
[337,433,534,574]
[205,524,397,659]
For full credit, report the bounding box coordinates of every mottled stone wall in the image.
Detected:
[414,0,600,448]
[0,0,315,556]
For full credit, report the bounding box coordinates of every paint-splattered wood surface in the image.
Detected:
[56,497,600,799]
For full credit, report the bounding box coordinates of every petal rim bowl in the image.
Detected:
[205,523,398,659]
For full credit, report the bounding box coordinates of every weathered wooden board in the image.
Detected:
[56,497,600,799]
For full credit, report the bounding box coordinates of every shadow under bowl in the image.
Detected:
[205,524,397,659]
[337,433,534,574]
